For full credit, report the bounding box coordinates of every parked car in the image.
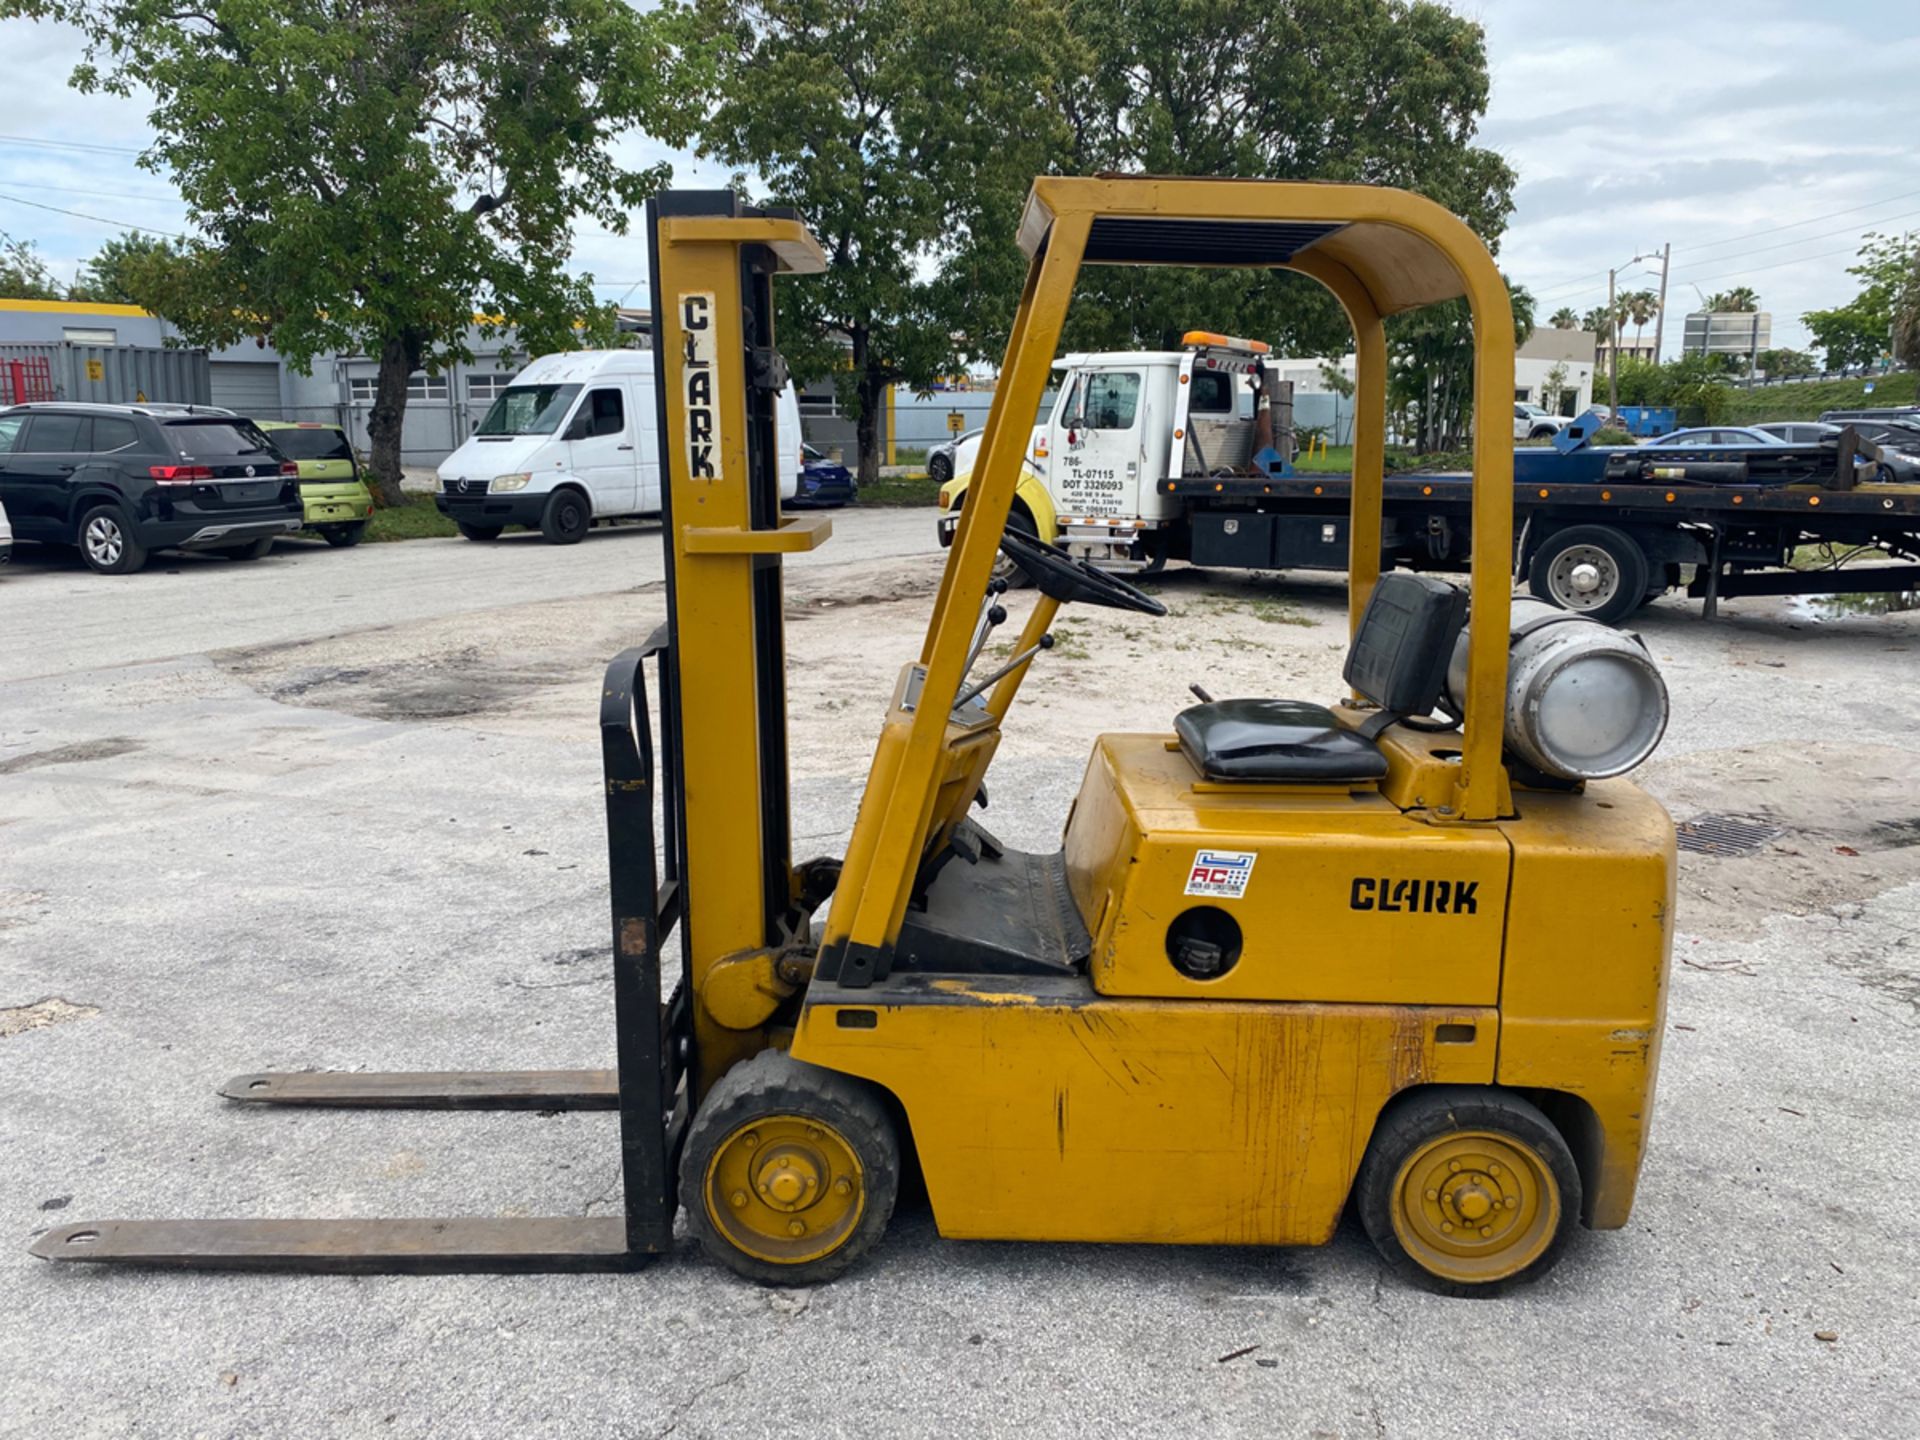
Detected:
[1755,421,1840,445]
[787,443,855,508]
[434,350,801,543]
[927,427,982,483]
[257,420,375,546]
[1804,416,1920,481]
[0,495,11,568]
[1514,403,1572,440]
[0,402,302,574]
[1640,426,1789,447]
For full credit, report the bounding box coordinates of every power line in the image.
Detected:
[1671,240,1883,291]
[22,181,184,205]
[0,191,186,239]
[1677,186,1920,256]
[0,132,146,157]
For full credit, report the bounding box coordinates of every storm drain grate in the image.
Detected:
[1675,813,1783,857]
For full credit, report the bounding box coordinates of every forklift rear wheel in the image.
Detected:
[682,1049,900,1286]
[1356,1088,1580,1298]
[994,507,1037,589]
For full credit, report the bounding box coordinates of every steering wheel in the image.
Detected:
[998,526,1168,616]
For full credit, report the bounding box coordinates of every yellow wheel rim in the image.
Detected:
[1388,1129,1560,1285]
[702,1112,866,1266]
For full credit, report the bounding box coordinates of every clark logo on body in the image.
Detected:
[1185,849,1256,899]
[680,292,721,481]
[1350,877,1479,915]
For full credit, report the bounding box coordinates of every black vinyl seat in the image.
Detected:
[1176,573,1469,784]
[1176,698,1388,781]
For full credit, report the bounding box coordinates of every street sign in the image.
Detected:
[85,359,104,381]
[947,411,965,434]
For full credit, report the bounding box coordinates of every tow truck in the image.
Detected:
[938,340,1920,624]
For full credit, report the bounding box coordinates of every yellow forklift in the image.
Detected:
[34,178,1677,1295]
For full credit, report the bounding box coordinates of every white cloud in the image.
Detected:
[5,2,1913,357]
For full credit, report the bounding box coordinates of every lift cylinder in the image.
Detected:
[1447,600,1668,780]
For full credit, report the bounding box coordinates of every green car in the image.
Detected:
[258,420,374,546]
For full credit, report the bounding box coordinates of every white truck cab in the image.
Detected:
[436,349,799,544]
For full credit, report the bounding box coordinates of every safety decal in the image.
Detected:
[679,291,721,481]
[1185,849,1256,899]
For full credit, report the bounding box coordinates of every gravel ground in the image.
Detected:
[2,515,1917,1439]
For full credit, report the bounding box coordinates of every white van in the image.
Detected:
[435,350,800,543]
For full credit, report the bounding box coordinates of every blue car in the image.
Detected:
[788,443,856,508]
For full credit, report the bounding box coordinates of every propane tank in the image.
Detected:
[1446,600,1668,781]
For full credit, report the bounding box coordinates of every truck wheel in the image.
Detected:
[321,523,366,548]
[928,452,953,484]
[1528,525,1649,625]
[1356,1087,1581,1298]
[681,1049,900,1286]
[77,504,148,575]
[994,507,1037,589]
[456,522,503,542]
[1529,426,1558,440]
[540,488,590,545]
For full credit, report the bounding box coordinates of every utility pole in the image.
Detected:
[1606,266,1618,418]
[1650,241,1671,363]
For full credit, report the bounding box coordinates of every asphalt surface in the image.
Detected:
[2,516,1917,1439]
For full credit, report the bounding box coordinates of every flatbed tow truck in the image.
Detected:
[937,339,1920,623]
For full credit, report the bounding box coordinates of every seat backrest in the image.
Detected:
[1342,572,1469,716]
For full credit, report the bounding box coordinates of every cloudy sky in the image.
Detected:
[2,0,1914,358]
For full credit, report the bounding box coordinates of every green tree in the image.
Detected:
[1754,347,1816,379]
[694,0,1074,488]
[0,232,64,300]
[1802,231,1917,379]
[1388,278,1533,452]
[5,0,697,504]
[1707,286,1758,313]
[69,232,183,306]
[1623,289,1658,353]
[1549,306,1578,330]
[1053,0,1516,361]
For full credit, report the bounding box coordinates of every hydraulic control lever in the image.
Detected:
[963,577,1012,675]
[955,633,1054,709]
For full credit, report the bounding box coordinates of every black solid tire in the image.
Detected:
[76,503,148,575]
[540,488,591,545]
[226,536,276,560]
[1529,426,1558,440]
[995,505,1038,589]
[457,522,504,542]
[929,452,953,484]
[321,522,366,547]
[681,1049,900,1287]
[1527,524,1650,625]
[1356,1086,1581,1299]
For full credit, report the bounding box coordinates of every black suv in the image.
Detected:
[0,402,304,574]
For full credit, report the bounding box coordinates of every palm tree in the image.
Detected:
[1581,305,1616,341]
[1712,286,1759,313]
[1624,289,1658,356]
[1550,306,1578,330]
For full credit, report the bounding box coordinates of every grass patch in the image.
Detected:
[1292,444,1475,474]
[1720,372,1918,424]
[366,493,459,542]
[859,472,941,507]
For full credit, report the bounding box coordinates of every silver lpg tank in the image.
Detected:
[1446,600,1669,781]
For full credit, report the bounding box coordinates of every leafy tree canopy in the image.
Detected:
[1801,231,1917,374]
[0,232,65,300]
[69,232,183,306]
[2,0,699,501]
[694,0,1075,485]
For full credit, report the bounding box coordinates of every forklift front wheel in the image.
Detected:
[1356,1087,1581,1298]
[682,1049,900,1286]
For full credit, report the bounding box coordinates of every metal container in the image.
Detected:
[0,341,212,407]
[1447,600,1668,780]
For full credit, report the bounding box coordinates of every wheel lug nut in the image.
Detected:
[1425,1189,1438,1202]
[1441,1222,1454,1233]
[730,1190,748,1209]
[1480,1226,1492,1238]
[1488,1163,1501,1177]
[1506,1196,1518,1209]
[835,1178,853,1196]
[1448,1161,1460,1173]
[807,1126,823,1140]
[743,1132,759,1149]
[787,1219,805,1236]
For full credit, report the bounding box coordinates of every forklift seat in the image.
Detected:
[1176,573,1468,783]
